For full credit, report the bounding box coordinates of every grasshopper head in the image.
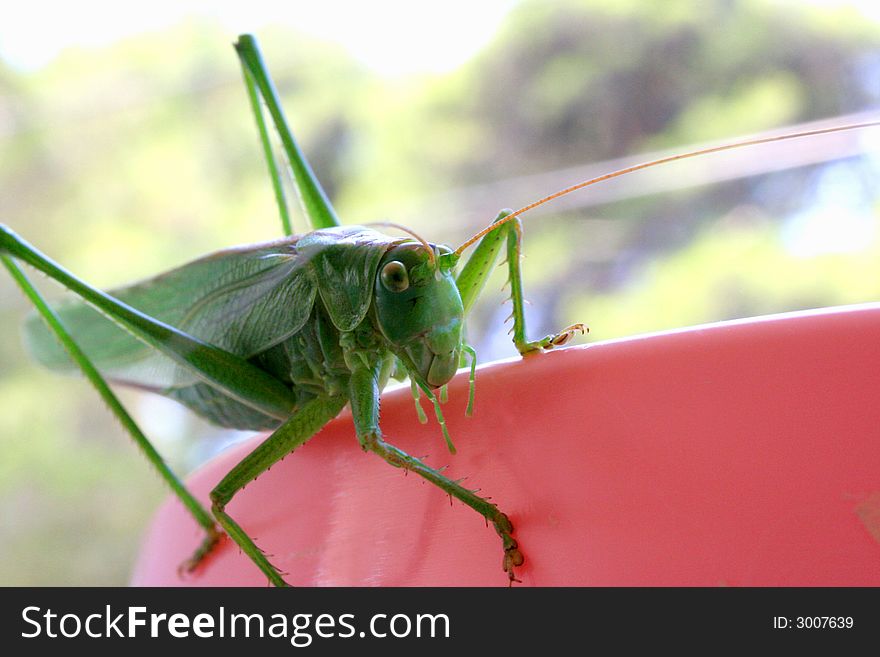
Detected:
[374,241,463,388]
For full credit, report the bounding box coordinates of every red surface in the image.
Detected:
[131,303,880,586]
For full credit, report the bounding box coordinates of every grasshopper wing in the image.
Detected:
[24,238,316,389]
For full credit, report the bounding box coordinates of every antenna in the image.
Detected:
[454,121,880,256]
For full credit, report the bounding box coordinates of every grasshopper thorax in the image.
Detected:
[374,241,463,388]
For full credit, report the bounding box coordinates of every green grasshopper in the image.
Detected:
[1,34,877,586]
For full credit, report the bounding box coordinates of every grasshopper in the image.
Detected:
[1,34,877,586]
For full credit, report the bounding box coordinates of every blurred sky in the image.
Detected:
[2,0,879,75]
[0,0,517,74]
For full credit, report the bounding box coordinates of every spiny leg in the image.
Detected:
[348,364,522,583]
[234,35,341,232]
[362,432,523,583]
[503,216,586,354]
[237,42,293,237]
[209,395,347,587]
[1,254,222,571]
[456,209,585,356]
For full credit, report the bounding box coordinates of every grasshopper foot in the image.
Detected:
[517,323,587,355]
[547,323,588,348]
[493,512,524,585]
[178,526,225,577]
[503,544,525,585]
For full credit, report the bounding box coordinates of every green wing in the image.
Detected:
[24,237,317,389]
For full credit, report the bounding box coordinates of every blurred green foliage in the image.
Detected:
[1,0,878,584]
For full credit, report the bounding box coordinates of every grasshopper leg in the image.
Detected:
[178,528,224,575]
[234,35,341,232]
[1,253,222,574]
[455,209,586,356]
[348,364,522,583]
[209,395,348,586]
[361,432,524,584]
[503,217,587,354]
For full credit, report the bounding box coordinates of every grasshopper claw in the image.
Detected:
[178,527,224,577]
[548,323,587,348]
[494,513,524,585]
[517,322,588,354]
[503,545,525,585]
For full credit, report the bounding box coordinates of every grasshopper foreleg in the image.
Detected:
[361,432,524,584]
[456,209,585,356]
[349,365,522,583]
[503,216,587,354]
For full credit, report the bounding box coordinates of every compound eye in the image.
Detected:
[381,260,409,292]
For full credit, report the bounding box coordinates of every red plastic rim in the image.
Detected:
[132,303,880,586]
